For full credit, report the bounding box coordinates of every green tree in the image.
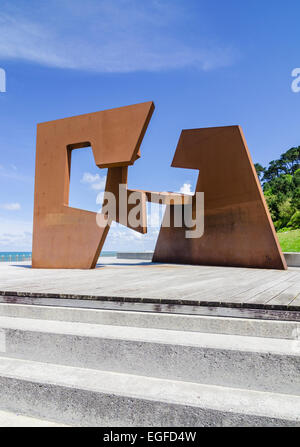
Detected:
[280,147,300,174]
[254,163,265,182]
[278,198,294,228]
[256,153,300,231]
[288,211,300,229]
[263,159,284,182]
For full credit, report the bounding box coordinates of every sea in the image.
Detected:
[0,251,117,262]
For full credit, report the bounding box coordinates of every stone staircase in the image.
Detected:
[0,302,299,426]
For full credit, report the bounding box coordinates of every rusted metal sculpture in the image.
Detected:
[32,103,286,270]
[153,126,287,270]
[32,102,154,269]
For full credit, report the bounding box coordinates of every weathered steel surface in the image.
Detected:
[32,102,154,269]
[32,105,286,271]
[153,126,287,270]
[105,166,147,234]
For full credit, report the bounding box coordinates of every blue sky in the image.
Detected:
[0,0,300,251]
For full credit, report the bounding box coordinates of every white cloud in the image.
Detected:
[0,217,32,250]
[96,191,104,205]
[0,164,32,183]
[91,181,106,191]
[147,202,165,228]
[179,182,194,195]
[81,172,99,184]
[0,1,236,73]
[1,202,21,211]
[81,172,107,191]
[102,220,159,252]
[0,231,32,251]
[80,171,106,209]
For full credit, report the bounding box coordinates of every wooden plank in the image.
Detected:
[228,273,291,302]
[1,259,300,308]
[267,284,300,306]
[247,283,299,305]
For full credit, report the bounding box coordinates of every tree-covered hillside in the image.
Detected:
[254,147,300,231]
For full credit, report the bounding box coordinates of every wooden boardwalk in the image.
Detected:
[0,258,299,310]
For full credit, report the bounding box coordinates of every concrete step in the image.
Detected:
[0,315,300,395]
[0,356,299,427]
[284,252,300,267]
[117,252,153,260]
[0,302,299,339]
[0,409,68,427]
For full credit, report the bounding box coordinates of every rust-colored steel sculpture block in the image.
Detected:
[32,102,286,271]
[32,102,154,269]
[153,125,287,270]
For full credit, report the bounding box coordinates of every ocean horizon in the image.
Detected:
[0,251,117,262]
